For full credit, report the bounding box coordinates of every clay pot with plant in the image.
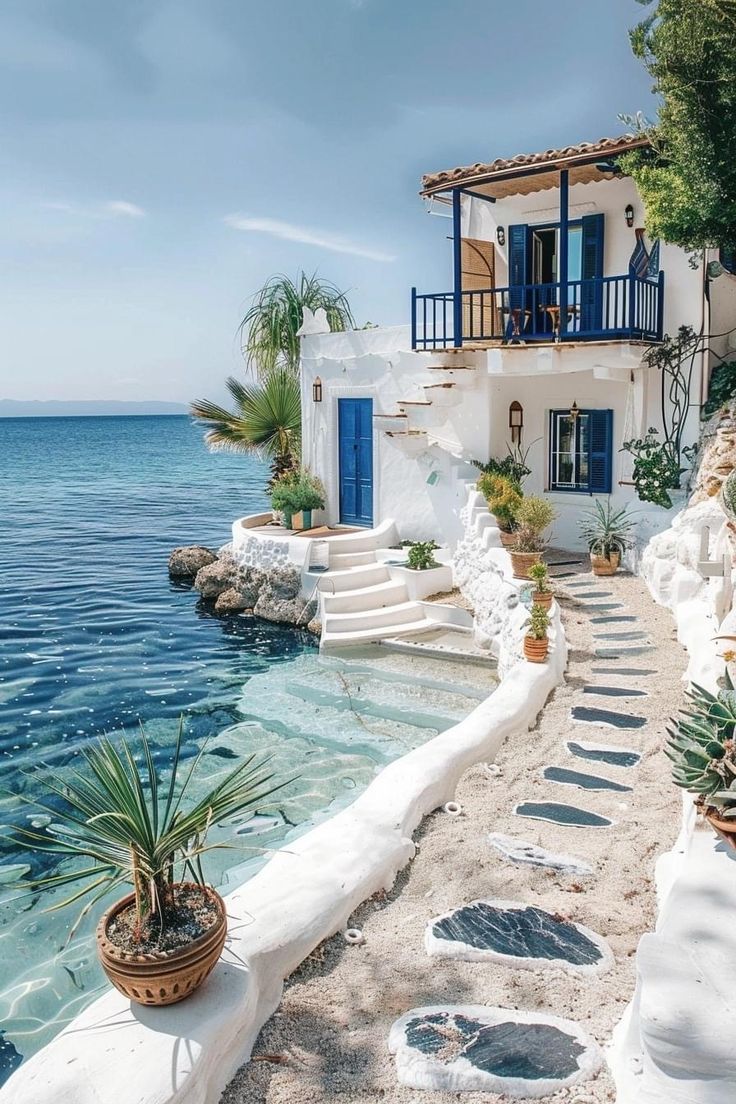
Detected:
[527,561,553,611]
[270,468,326,530]
[477,472,522,548]
[523,602,550,663]
[510,496,556,579]
[665,671,736,849]
[11,722,289,1007]
[579,499,635,576]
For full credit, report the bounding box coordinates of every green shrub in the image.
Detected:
[406,541,439,571]
[477,472,523,531]
[528,561,550,594]
[527,602,550,640]
[703,361,736,420]
[622,429,683,508]
[270,468,325,514]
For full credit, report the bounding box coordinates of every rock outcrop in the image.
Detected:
[168,545,217,579]
[188,550,307,626]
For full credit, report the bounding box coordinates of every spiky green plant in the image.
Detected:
[528,561,550,595]
[240,272,354,378]
[721,469,736,522]
[665,671,736,818]
[9,722,290,940]
[191,370,301,488]
[526,602,550,641]
[579,500,636,558]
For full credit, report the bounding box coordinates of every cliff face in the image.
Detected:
[690,398,736,504]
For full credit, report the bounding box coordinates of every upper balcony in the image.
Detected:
[411,134,664,351]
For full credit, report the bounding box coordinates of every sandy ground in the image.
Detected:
[221,571,686,1104]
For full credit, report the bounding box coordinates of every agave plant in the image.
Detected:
[665,671,736,818]
[10,722,289,939]
[579,500,635,558]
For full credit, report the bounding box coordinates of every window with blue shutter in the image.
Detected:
[507,224,531,334]
[549,408,612,494]
[579,214,605,332]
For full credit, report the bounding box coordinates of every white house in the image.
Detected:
[300,134,736,549]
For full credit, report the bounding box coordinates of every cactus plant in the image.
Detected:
[720,468,736,522]
[665,671,736,819]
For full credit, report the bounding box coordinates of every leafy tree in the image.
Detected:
[190,370,301,487]
[240,271,354,377]
[621,0,736,252]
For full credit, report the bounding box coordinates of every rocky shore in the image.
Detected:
[168,545,317,628]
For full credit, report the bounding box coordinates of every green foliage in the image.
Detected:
[515,496,556,536]
[270,468,325,515]
[721,468,736,521]
[477,472,523,531]
[474,451,530,487]
[621,0,736,253]
[579,499,636,557]
[405,540,439,571]
[527,561,550,594]
[8,722,288,940]
[622,428,683,508]
[240,272,354,378]
[703,360,736,419]
[665,670,736,817]
[527,602,550,641]
[191,370,301,489]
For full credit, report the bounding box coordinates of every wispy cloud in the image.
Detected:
[42,199,146,220]
[223,215,395,263]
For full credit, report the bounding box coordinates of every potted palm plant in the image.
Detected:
[527,561,553,611]
[523,602,550,663]
[665,672,736,849]
[11,723,288,1006]
[510,496,556,579]
[579,500,635,576]
[477,472,522,549]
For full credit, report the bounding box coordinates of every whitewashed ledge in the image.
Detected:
[1,610,566,1104]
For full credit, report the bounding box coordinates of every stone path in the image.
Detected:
[221,568,687,1104]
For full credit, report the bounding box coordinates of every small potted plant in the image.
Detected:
[406,540,439,570]
[527,561,553,611]
[579,500,635,576]
[665,672,736,849]
[477,472,522,549]
[523,602,550,663]
[11,722,288,1006]
[510,496,556,579]
[270,469,326,530]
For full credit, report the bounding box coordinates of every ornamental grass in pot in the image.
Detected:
[665,672,736,849]
[523,602,550,663]
[10,723,288,1006]
[579,499,635,576]
[510,496,556,579]
[527,561,553,611]
[477,472,522,549]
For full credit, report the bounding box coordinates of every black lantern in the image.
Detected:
[624,203,635,228]
[312,376,323,403]
[508,400,523,444]
[496,226,506,247]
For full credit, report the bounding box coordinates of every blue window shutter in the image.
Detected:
[589,409,613,493]
[507,224,530,327]
[580,213,605,331]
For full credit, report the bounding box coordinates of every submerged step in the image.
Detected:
[515,801,613,828]
[488,832,594,876]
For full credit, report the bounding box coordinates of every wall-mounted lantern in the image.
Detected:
[508,400,523,444]
[496,226,506,247]
[569,400,580,421]
[624,203,635,228]
[312,376,323,403]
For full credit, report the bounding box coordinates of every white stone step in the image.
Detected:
[323,600,424,633]
[321,616,439,648]
[328,550,379,569]
[320,519,400,555]
[318,562,390,593]
[322,579,409,614]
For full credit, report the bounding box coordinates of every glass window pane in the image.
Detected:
[568,226,582,282]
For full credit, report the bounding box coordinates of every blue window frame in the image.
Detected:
[549,408,613,494]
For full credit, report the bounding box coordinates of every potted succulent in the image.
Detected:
[523,602,550,663]
[477,472,522,549]
[720,468,736,523]
[579,500,635,576]
[11,723,287,1006]
[510,496,556,579]
[406,540,439,570]
[527,561,553,611]
[271,469,326,530]
[665,672,736,849]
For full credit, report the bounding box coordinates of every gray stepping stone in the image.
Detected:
[515,801,613,828]
[566,580,596,589]
[567,740,641,768]
[586,603,624,611]
[583,685,647,698]
[593,631,648,641]
[595,645,655,658]
[549,570,576,578]
[592,667,656,677]
[543,765,632,793]
[590,615,637,624]
[546,558,585,566]
[488,833,594,876]
[573,590,612,599]
[572,705,646,729]
[426,900,613,975]
[390,1005,603,1094]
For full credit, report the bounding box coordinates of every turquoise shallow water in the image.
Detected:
[0,415,492,1078]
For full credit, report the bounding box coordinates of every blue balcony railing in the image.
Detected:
[410,271,664,350]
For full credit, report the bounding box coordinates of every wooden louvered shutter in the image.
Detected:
[589,409,613,494]
[461,237,496,340]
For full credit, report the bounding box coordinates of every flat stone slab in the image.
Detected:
[567,740,641,768]
[590,615,637,624]
[515,801,613,828]
[488,832,594,877]
[594,645,656,658]
[572,705,647,729]
[390,1005,603,1096]
[586,603,624,611]
[572,590,612,599]
[591,666,656,677]
[593,631,648,641]
[583,685,647,698]
[543,765,632,793]
[426,900,613,975]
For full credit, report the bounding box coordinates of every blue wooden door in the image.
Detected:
[338,398,373,526]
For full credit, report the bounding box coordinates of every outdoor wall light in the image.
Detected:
[312,376,323,403]
[624,203,635,228]
[508,399,523,444]
[496,226,506,247]
[569,400,580,420]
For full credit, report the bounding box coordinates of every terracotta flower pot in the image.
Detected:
[96,885,227,1007]
[532,590,553,611]
[590,551,620,576]
[523,634,549,663]
[510,550,543,579]
[704,807,736,851]
[498,528,516,549]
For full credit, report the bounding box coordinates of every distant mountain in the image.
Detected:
[0,400,190,418]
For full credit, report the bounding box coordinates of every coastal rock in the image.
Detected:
[253,586,306,624]
[267,565,301,600]
[193,555,239,598]
[214,587,253,614]
[168,545,217,579]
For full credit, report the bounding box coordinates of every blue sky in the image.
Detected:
[0,0,656,405]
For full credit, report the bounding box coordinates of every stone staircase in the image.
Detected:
[374,351,479,455]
